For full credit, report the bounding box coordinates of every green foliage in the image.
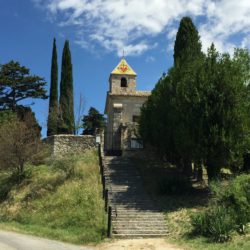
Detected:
[16,106,41,136]
[0,109,16,125]
[140,16,250,181]
[191,206,235,242]
[47,38,59,136]
[191,174,250,242]
[0,61,47,111]
[0,150,106,244]
[58,40,75,134]
[48,156,80,179]
[211,174,250,232]
[0,112,43,181]
[82,107,105,135]
[174,16,203,67]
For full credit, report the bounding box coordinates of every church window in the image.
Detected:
[121,77,127,87]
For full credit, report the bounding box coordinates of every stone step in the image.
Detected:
[111,205,157,209]
[112,206,160,210]
[109,187,144,190]
[109,199,154,203]
[113,233,168,238]
[112,226,168,233]
[104,176,140,180]
[113,208,162,212]
[113,224,167,229]
[113,220,166,224]
[113,229,169,235]
[105,173,139,176]
[102,155,168,239]
[112,215,165,220]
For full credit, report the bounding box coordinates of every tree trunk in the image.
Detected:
[206,163,220,182]
[183,159,192,177]
[197,164,203,181]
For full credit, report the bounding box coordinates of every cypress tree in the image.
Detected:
[58,40,75,134]
[174,17,202,67]
[47,38,58,136]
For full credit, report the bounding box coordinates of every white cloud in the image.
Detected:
[32,0,250,56]
[199,0,250,54]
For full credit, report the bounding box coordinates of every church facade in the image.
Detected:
[104,58,151,155]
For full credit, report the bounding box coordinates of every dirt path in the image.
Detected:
[0,230,182,250]
[94,238,183,250]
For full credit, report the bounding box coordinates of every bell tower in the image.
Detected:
[109,58,137,94]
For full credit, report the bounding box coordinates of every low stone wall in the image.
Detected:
[46,135,97,156]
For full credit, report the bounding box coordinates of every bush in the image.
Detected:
[0,113,44,182]
[191,206,234,242]
[211,174,250,232]
[157,175,193,195]
[191,174,250,242]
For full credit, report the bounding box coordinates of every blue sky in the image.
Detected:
[1,0,250,137]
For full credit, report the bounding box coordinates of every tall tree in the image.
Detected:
[174,16,202,67]
[58,40,75,134]
[140,17,250,181]
[173,16,203,175]
[47,38,59,136]
[82,107,105,135]
[0,61,47,111]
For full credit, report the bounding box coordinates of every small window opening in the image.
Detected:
[121,77,127,87]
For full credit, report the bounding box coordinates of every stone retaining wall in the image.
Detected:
[46,135,96,156]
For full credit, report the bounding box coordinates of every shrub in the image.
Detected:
[191,206,234,242]
[211,174,250,233]
[191,174,250,242]
[0,114,44,182]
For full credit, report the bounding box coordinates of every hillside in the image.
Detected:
[0,150,106,244]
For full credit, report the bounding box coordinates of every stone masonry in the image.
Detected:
[46,135,96,156]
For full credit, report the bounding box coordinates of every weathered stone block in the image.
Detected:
[45,135,96,156]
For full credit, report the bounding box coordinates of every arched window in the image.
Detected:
[121,77,127,87]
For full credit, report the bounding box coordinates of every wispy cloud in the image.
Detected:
[32,0,250,56]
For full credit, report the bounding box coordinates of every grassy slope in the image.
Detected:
[0,150,106,244]
[135,158,250,250]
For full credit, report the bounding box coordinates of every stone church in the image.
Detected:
[104,58,151,155]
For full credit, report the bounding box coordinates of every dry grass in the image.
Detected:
[0,150,106,244]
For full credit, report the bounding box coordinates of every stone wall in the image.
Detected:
[46,135,97,156]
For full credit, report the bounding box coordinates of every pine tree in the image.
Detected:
[0,61,47,111]
[58,40,75,134]
[47,38,58,136]
[174,17,202,67]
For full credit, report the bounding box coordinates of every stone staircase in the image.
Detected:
[103,156,168,238]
